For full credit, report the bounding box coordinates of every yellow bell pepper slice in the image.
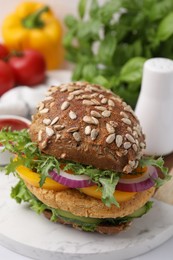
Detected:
[16,165,68,191]
[80,186,136,203]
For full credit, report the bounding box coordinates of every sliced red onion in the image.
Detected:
[116,166,158,192]
[49,169,94,188]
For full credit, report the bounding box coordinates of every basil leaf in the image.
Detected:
[120,57,146,83]
[97,33,117,65]
[157,12,173,41]
[78,0,87,19]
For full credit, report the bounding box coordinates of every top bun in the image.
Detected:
[29,82,145,173]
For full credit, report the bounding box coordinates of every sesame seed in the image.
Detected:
[44,96,54,101]
[106,133,115,144]
[68,86,80,92]
[55,133,61,141]
[90,93,98,98]
[54,125,65,131]
[108,99,115,106]
[101,98,107,104]
[91,110,101,118]
[116,135,123,147]
[140,142,146,148]
[91,99,100,105]
[67,94,74,101]
[85,125,91,135]
[38,102,44,111]
[46,127,55,137]
[125,133,135,143]
[41,140,47,149]
[69,110,77,120]
[132,143,138,152]
[40,108,49,114]
[83,116,99,125]
[102,110,111,117]
[127,127,133,133]
[43,118,51,125]
[123,165,132,173]
[124,105,133,113]
[60,153,66,159]
[49,102,54,108]
[38,130,43,142]
[51,116,59,125]
[106,123,115,134]
[61,101,70,111]
[91,129,99,140]
[124,142,131,149]
[67,127,79,133]
[121,118,131,125]
[82,100,94,106]
[60,86,68,92]
[129,160,136,168]
[120,111,129,118]
[71,90,84,96]
[73,132,81,142]
[94,106,107,111]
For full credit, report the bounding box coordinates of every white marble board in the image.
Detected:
[0,173,173,260]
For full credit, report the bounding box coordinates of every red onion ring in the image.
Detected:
[116,166,158,192]
[49,169,94,188]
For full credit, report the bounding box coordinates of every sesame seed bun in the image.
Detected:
[29,82,146,173]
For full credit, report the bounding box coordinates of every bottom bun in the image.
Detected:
[25,182,155,218]
[43,210,131,235]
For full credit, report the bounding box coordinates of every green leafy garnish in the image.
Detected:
[11,179,153,232]
[0,129,120,207]
[139,156,171,187]
[99,177,119,207]
[0,129,170,207]
[64,0,173,108]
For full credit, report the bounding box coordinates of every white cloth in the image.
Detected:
[0,70,72,119]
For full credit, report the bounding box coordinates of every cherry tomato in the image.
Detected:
[0,60,15,96]
[8,50,46,86]
[0,43,9,59]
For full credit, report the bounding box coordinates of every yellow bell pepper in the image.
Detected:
[2,1,63,70]
[16,165,68,191]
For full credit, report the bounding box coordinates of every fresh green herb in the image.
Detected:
[64,0,173,108]
[11,179,153,232]
[0,129,170,207]
[0,129,120,207]
[99,177,119,207]
[139,156,171,187]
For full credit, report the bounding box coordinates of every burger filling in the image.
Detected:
[11,179,153,232]
[0,128,170,228]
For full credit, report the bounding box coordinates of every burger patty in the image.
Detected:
[25,182,155,218]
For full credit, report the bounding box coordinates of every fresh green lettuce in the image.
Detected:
[0,129,170,207]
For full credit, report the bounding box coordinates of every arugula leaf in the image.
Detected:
[0,129,170,207]
[100,177,119,207]
[139,156,171,187]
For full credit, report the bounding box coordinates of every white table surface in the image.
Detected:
[0,235,173,260]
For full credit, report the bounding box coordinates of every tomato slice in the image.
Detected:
[80,185,136,202]
[16,165,68,191]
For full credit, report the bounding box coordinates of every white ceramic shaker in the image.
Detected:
[135,58,173,156]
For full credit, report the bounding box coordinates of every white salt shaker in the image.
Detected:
[135,58,173,156]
